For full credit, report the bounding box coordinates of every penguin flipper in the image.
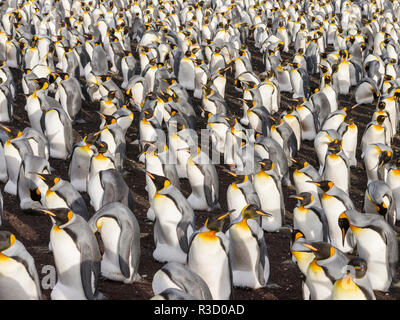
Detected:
[248,220,270,286]
[117,218,137,280]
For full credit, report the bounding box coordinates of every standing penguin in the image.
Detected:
[362,143,393,183]
[40,208,104,300]
[361,115,390,154]
[0,231,42,300]
[339,209,398,292]
[322,139,351,194]
[89,202,141,284]
[226,172,260,223]
[338,115,358,167]
[386,157,400,221]
[252,159,285,232]
[227,204,271,289]
[187,211,232,300]
[186,147,220,211]
[147,172,195,264]
[177,50,196,91]
[332,257,376,300]
[314,129,342,175]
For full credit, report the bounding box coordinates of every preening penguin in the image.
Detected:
[187,211,232,300]
[362,143,393,183]
[227,204,270,289]
[152,262,213,300]
[89,202,141,284]
[339,210,398,292]
[40,208,104,300]
[0,231,42,300]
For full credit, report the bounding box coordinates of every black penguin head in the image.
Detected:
[204,210,232,233]
[290,229,305,244]
[308,180,334,193]
[378,149,392,168]
[376,115,387,125]
[241,204,272,220]
[258,159,274,171]
[95,141,109,153]
[375,202,388,217]
[227,171,248,184]
[0,231,16,252]
[324,73,332,84]
[34,172,61,189]
[290,157,308,170]
[347,257,368,279]
[290,192,313,207]
[84,133,98,145]
[344,114,354,124]
[0,125,22,139]
[40,208,74,227]
[377,101,386,110]
[328,139,342,154]
[146,172,171,191]
[338,212,351,247]
[301,241,335,260]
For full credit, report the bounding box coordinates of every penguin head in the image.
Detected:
[241,204,272,220]
[146,171,171,191]
[227,171,248,184]
[204,210,233,233]
[343,114,354,124]
[290,192,313,207]
[95,141,109,154]
[0,125,22,139]
[375,202,388,217]
[258,159,274,171]
[378,149,392,168]
[290,229,305,245]
[338,212,351,247]
[376,114,387,125]
[301,241,335,260]
[34,77,49,90]
[327,139,342,154]
[290,157,308,170]
[84,133,98,146]
[347,257,368,279]
[0,231,16,252]
[308,180,334,193]
[40,208,75,227]
[377,101,386,110]
[34,172,61,189]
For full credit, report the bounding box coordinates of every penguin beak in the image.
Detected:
[301,243,318,252]
[0,125,11,133]
[93,130,102,137]
[39,209,57,217]
[217,209,235,220]
[306,181,321,187]
[289,158,297,163]
[227,171,237,177]
[289,195,304,200]
[255,210,272,217]
[145,171,155,180]
[34,173,46,181]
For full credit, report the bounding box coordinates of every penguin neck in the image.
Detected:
[199,229,218,241]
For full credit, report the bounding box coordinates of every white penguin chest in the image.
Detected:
[153,194,182,225]
[98,217,121,267]
[253,173,280,210]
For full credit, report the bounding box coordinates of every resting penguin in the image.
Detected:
[364,180,396,227]
[227,204,271,289]
[152,262,213,300]
[332,257,376,300]
[89,202,141,284]
[146,172,195,264]
[386,158,400,221]
[54,72,84,121]
[34,172,89,221]
[301,241,349,300]
[291,192,329,242]
[0,231,42,300]
[339,209,398,292]
[186,146,220,211]
[253,159,285,232]
[151,288,197,300]
[354,77,380,105]
[40,208,104,300]
[187,211,232,300]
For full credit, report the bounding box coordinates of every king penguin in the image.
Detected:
[339,209,398,292]
[227,204,271,289]
[0,230,42,300]
[187,211,232,300]
[40,208,104,300]
[89,202,141,284]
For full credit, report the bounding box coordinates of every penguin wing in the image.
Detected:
[248,219,269,285]
[64,225,101,300]
[309,206,330,242]
[198,164,219,209]
[241,182,261,207]
[54,182,88,221]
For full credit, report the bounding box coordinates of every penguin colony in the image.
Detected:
[0,0,399,301]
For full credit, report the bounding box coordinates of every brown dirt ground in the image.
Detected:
[2,35,400,300]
